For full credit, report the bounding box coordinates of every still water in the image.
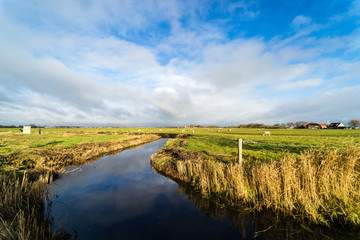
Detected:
[46,139,356,240]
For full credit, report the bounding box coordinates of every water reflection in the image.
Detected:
[46,139,243,239]
[46,139,359,240]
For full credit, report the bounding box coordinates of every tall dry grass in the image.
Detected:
[0,173,69,240]
[176,144,360,226]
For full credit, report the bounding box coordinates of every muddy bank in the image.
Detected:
[39,134,161,172]
[3,134,161,177]
[156,133,179,138]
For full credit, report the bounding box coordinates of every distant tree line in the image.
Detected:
[234,123,288,129]
[0,125,22,128]
[0,124,47,128]
[1,120,359,129]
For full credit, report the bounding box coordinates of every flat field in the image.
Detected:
[1,127,359,165]
[170,128,360,162]
[1,127,360,233]
[0,128,161,173]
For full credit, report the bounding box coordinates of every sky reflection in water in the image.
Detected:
[46,139,356,240]
[46,139,250,239]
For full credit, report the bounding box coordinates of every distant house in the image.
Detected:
[328,122,346,129]
[303,123,327,129]
[289,124,297,129]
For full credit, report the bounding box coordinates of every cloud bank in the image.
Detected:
[0,0,359,126]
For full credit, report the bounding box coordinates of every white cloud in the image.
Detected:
[291,15,312,30]
[0,1,359,126]
[193,39,311,89]
[275,78,325,91]
[228,1,259,19]
[269,86,360,123]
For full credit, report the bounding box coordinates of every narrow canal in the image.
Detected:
[45,138,354,240]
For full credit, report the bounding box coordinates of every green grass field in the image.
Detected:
[1,127,359,162]
[1,127,360,232]
[177,128,360,162]
[0,128,131,155]
[1,127,359,173]
[150,128,360,227]
[0,128,162,173]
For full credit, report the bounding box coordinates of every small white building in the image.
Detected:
[23,126,31,134]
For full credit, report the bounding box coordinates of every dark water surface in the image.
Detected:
[46,139,357,240]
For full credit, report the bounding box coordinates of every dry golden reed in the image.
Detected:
[175,145,360,226]
[0,173,68,240]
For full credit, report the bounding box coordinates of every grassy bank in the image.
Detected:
[0,128,161,239]
[151,131,360,227]
[0,129,161,174]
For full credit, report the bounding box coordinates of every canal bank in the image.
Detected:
[46,138,358,240]
[150,136,360,232]
[46,139,247,239]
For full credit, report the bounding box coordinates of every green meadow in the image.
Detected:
[1,126,360,235]
[1,127,359,166]
[173,128,360,162]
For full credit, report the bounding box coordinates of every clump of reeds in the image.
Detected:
[175,144,360,226]
[0,172,69,240]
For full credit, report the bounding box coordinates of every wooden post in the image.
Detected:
[238,139,242,164]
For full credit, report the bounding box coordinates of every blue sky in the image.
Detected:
[0,0,359,126]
